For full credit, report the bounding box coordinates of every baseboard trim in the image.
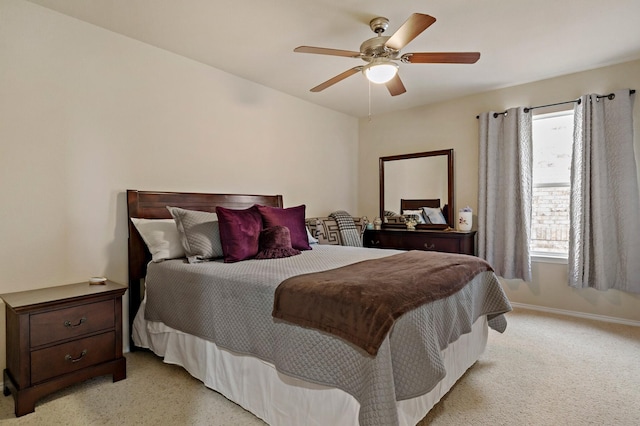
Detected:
[510,302,640,327]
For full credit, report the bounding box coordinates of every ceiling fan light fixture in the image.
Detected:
[363,60,398,84]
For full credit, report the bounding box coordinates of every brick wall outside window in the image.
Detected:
[531,186,570,253]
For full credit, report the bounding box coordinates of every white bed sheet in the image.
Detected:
[133,301,488,426]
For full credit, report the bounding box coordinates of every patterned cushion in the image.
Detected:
[305,217,365,246]
[167,207,223,263]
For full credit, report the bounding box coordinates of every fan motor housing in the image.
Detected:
[360,36,399,62]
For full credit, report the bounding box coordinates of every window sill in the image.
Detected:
[532,252,568,264]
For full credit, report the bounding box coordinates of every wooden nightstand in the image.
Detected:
[1,280,127,417]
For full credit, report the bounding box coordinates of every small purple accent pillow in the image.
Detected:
[255,226,301,259]
[216,205,263,263]
[256,204,311,251]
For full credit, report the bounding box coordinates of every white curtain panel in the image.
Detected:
[478,107,532,281]
[569,89,640,294]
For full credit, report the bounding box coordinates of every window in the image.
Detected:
[531,110,574,257]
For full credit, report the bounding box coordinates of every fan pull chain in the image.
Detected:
[368,80,372,122]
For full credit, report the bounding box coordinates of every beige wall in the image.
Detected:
[0,0,358,366]
[1,0,638,376]
[358,59,640,324]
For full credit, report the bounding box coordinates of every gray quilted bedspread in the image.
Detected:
[144,245,511,426]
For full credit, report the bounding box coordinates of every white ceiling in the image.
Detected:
[26,0,640,118]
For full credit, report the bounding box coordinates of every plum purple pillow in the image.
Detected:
[216,205,263,263]
[256,204,311,251]
[255,226,301,259]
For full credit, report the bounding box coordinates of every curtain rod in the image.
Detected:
[475,89,636,119]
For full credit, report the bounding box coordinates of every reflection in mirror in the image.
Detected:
[384,158,448,211]
[380,149,454,228]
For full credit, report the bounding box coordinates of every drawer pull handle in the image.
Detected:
[64,317,87,328]
[370,240,380,246]
[424,243,436,250]
[65,349,88,363]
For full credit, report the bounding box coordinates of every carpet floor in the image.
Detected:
[1,307,638,425]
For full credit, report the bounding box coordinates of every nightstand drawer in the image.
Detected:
[30,299,115,347]
[401,235,459,253]
[31,331,116,384]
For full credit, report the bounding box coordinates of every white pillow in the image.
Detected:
[422,207,447,225]
[402,209,426,224]
[306,227,319,244]
[131,218,185,262]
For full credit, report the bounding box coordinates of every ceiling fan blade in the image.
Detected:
[294,46,362,58]
[385,13,436,51]
[386,74,406,96]
[310,67,362,92]
[402,52,481,64]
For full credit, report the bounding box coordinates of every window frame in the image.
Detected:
[530,109,574,262]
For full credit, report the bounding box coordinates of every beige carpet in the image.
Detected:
[1,308,638,425]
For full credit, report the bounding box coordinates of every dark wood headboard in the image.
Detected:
[126,189,283,347]
[400,198,440,211]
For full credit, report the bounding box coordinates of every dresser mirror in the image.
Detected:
[379,149,454,229]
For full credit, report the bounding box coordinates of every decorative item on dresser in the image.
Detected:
[364,228,477,255]
[1,280,127,417]
[458,206,473,232]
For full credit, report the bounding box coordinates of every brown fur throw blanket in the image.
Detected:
[273,250,493,355]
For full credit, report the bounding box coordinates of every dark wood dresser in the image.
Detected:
[1,280,127,417]
[364,228,476,255]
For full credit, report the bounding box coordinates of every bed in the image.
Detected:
[127,190,511,426]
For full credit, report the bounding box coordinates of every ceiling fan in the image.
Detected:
[294,13,480,96]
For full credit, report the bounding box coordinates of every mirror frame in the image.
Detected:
[379,149,454,229]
